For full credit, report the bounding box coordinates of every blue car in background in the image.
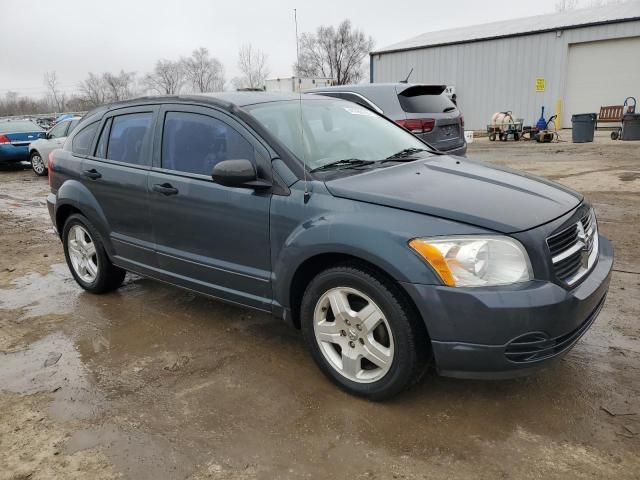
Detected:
[0,120,45,164]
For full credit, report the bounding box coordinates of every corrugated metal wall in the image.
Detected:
[371,21,640,129]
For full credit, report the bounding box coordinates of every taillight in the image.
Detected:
[0,134,10,145]
[396,118,435,134]
[460,115,465,128]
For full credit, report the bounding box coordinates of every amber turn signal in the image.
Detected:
[408,239,456,286]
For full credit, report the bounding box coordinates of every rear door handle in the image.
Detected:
[82,169,102,180]
[152,183,179,195]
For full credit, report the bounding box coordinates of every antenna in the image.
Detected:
[294,8,310,202]
[400,67,413,84]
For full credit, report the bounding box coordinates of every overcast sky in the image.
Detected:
[1,0,565,96]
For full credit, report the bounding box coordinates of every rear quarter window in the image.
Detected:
[398,86,457,114]
[71,122,99,156]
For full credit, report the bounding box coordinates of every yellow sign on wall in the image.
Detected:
[535,78,545,93]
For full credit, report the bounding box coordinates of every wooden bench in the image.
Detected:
[596,105,623,129]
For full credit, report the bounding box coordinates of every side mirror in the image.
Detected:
[211,159,271,190]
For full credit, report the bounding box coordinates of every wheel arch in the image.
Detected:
[54,180,114,256]
[287,252,429,343]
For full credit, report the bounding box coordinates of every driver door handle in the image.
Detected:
[152,183,179,196]
[82,168,102,180]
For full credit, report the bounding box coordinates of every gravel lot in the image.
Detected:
[1,132,639,479]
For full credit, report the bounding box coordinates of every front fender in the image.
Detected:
[271,182,489,310]
[55,179,114,256]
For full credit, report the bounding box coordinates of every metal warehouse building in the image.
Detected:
[370,2,640,130]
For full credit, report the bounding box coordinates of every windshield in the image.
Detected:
[246,99,429,171]
[0,120,43,134]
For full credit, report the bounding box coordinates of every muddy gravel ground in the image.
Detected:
[1,132,639,479]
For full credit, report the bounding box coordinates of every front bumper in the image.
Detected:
[401,234,613,379]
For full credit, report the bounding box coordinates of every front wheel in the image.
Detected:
[300,265,429,400]
[62,214,126,293]
[30,151,47,176]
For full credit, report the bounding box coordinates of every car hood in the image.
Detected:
[324,155,582,233]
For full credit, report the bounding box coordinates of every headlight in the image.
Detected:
[409,236,533,287]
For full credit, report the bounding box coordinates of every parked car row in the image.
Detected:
[0,116,81,175]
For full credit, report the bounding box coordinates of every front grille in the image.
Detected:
[505,295,606,363]
[547,209,598,286]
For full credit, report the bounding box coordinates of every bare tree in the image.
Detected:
[144,60,185,95]
[236,44,269,90]
[44,71,66,112]
[103,70,136,102]
[182,47,225,93]
[78,73,109,108]
[294,19,374,85]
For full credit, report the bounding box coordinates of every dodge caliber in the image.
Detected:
[47,93,613,399]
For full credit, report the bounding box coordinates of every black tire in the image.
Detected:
[300,264,430,400]
[513,132,520,141]
[489,133,496,141]
[62,213,126,293]
[611,131,619,140]
[30,151,47,176]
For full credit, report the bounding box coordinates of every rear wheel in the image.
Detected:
[30,151,47,176]
[62,214,125,293]
[301,264,429,400]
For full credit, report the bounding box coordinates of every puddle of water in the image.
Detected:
[0,263,80,319]
[0,331,104,420]
[0,190,52,221]
[65,425,198,480]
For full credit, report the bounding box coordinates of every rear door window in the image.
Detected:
[71,122,99,156]
[106,113,153,165]
[398,86,457,113]
[161,111,255,176]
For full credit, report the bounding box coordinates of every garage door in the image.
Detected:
[564,37,640,128]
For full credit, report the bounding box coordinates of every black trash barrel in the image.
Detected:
[571,113,597,143]
[621,113,640,141]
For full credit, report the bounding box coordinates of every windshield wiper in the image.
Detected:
[384,147,429,160]
[310,158,375,172]
[443,106,457,113]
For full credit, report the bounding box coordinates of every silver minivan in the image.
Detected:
[306,83,466,156]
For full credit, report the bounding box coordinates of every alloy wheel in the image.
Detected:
[313,287,394,383]
[31,154,45,175]
[67,225,98,283]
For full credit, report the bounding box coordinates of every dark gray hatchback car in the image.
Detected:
[48,93,612,399]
